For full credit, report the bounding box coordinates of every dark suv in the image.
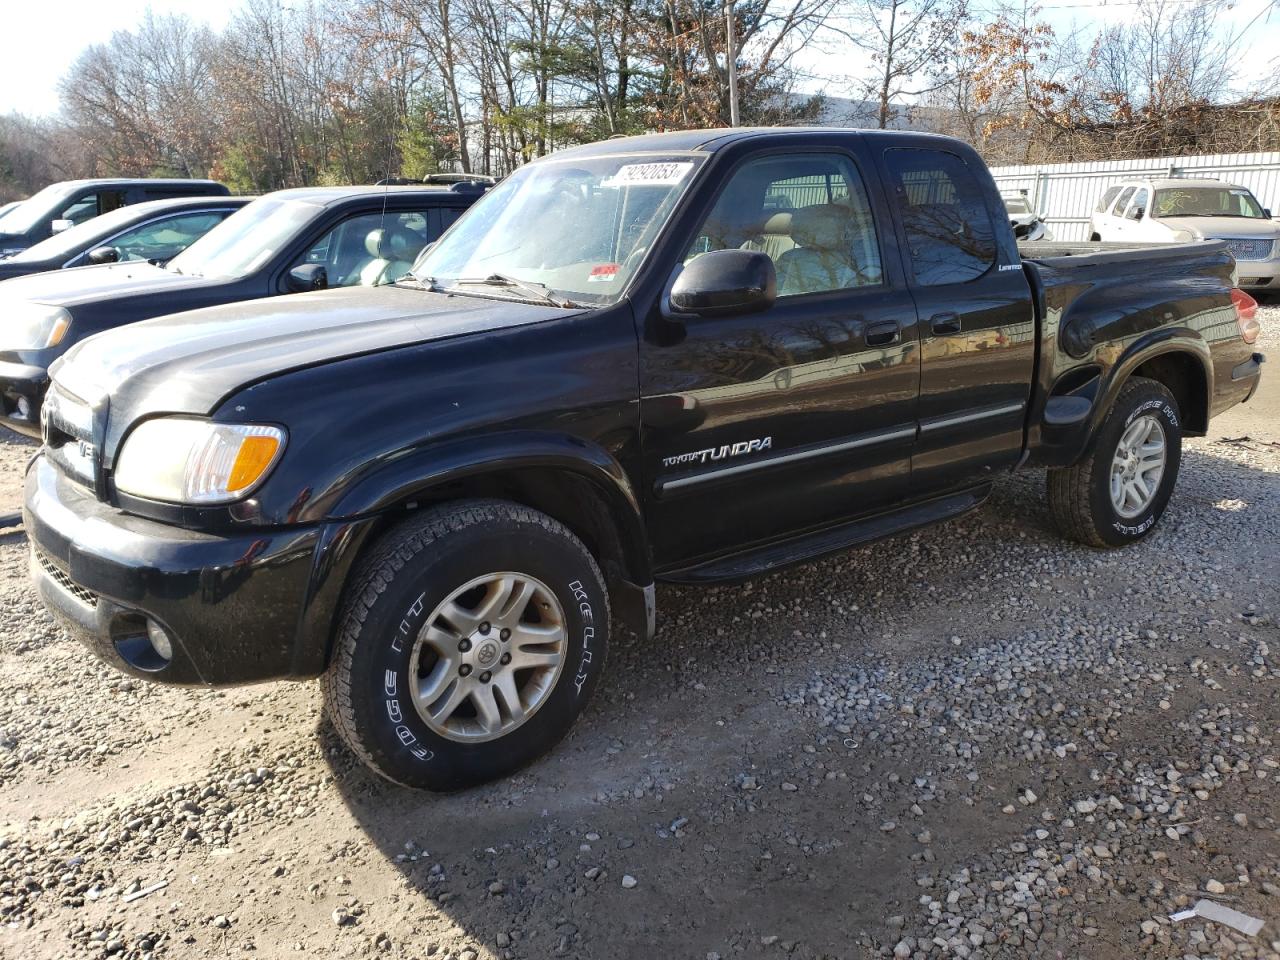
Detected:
[0,178,229,256]
[0,184,485,436]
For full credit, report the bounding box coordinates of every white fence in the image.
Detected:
[988,152,1280,241]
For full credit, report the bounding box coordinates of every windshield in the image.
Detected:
[168,197,318,278]
[0,182,75,234]
[413,153,704,306]
[6,203,146,262]
[1153,186,1267,219]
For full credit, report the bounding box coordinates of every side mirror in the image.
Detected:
[1127,207,1144,221]
[286,263,328,293]
[669,249,776,318]
[1266,208,1273,218]
[87,246,119,265]
[50,218,73,235]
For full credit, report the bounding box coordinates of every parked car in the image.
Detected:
[1003,193,1053,240]
[26,129,1264,791]
[0,178,229,257]
[1088,177,1280,291]
[0,196,250,281]
[0,184,484,436]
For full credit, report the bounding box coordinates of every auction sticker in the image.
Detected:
[588,263,620,282]
[605,162,694,187]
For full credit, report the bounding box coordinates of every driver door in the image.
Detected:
[638,147,921,572]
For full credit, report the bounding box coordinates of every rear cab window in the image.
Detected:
[883,148,997,286]
[1096,186,1122,213]
[1111,187,1137,216]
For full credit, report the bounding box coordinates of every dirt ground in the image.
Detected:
[0,320,1277,960]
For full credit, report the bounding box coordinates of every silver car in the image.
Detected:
[1088,177,1280,291]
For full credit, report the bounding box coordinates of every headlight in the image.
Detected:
[6,302,71,349]
[114,418,286,504]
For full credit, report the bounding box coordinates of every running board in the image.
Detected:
[660,486,991,585]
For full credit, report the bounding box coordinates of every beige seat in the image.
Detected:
[775,205,859,296]
[357,228,419,286]
[741,211,796,261]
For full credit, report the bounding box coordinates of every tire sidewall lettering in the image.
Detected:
[1107,389,1180,540]
[569,579,596,696]
[377,569,602,768]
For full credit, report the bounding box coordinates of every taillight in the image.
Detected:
[1231,288,1261,344]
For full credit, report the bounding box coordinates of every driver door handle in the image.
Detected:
[931,312,962,335]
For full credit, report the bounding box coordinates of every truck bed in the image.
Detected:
[1018,239,1223,264]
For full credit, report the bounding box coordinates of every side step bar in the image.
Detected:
[660,485,991,585]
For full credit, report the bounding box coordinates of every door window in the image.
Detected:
[885,149,997,286]
[100,211,229,263]
[294,210,436,287]
[1111,187,1136,216]
[685,153,882,297]
[59,190,128,227]
[1126,188,1149,220]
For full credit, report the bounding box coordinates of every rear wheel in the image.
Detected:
[1046,377,1182,548]
[322,500,609,790]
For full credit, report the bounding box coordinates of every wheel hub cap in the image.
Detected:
[1109,414,1167,519]
[408,572,567,743]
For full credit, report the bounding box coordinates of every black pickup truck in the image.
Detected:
[25,129,1264,790]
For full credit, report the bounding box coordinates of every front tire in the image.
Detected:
[1047,377,1182,548]
[322,500,609,790]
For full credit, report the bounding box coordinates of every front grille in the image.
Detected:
[33,545,99,608]
[1221,238,1275,262]
[42,385,99,491]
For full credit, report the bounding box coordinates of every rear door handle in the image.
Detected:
[865,321,901,347]
[931,312,962,335]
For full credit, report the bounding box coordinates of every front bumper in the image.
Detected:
[0,359,48,438]
[1233,257,1280,290]
[25,453,328,685]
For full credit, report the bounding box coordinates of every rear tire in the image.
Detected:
[1046,377,1182,548]
[322,500,609,790]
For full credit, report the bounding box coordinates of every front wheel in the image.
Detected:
[322,500,610,790]
[1047,377,1182,548]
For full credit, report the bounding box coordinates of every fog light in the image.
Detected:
[15,397,29,420]
[147,620,174,661]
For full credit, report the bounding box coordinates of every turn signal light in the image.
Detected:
[1231,288,1260,344]
[229,435,282,491]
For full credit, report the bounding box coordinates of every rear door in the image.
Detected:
[878,146,1036,497]
[640,145,922,570]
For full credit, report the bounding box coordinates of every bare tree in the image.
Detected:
[837,0,966,128]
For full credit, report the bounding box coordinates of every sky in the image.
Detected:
[1,0,1278,118]
[0,0,235,116]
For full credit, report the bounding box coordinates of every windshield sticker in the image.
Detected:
[589,263,620,282]
[604,162,694,187]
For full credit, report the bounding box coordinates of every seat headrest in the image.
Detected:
[791,205,852,250]
[365,227,414,260]
[760,211,793,235]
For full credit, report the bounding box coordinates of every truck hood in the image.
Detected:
[52,284,579,444]
[0,260,224,309]
[1157,215,1280,240]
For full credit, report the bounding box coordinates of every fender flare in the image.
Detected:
[322,429,652,585]
[1090,327,1213,436]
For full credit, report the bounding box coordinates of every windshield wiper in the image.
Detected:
[448,273,579,308]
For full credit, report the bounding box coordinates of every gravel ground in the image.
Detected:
[0,317,1277,960]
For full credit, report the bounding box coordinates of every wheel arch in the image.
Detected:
[328,431,651,587]
[1097,334,1212,437]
